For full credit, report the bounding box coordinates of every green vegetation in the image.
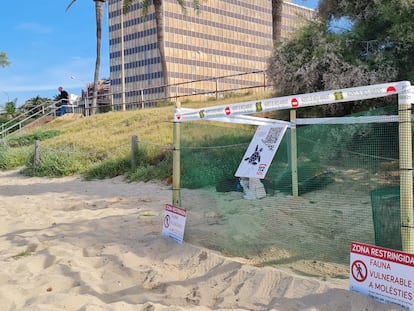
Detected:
[0,51,10,67]
[0,88,400,191]
[7,129,62,147]
[0,144,32,170]
[180,121,254,188]
[0,92,269,183]
[12,250,32,259]
[4,99,17,117]
[269,0,413,112]
[23,145,92,177]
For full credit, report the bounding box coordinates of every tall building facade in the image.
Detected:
[108,0,314,108]
[279,1,315,40]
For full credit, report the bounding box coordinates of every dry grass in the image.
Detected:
[6,91,273,178]
[27,91,273,153]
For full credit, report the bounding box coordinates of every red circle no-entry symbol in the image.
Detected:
[386,86,397,94]
[291,98,299,108]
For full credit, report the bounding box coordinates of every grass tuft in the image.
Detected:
[12,250,32,259]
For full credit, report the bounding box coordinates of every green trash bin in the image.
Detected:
[369,186,402,250]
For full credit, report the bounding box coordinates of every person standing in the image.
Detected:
[57,86,69,116]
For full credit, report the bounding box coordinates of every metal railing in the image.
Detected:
[1,100,63,140]
[91,70,269,113]
[1,70,269,139]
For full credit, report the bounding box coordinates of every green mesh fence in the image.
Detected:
[179,107,405,279]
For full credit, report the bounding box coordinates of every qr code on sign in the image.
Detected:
[261,127,283,151]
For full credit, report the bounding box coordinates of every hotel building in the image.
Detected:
[107,0,314,107]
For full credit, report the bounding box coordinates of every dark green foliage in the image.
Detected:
[128,147,173,182]
[181,145,247,189]
[84,157,131,180]
[268,20,397,103]
[4,99,17,116]
[21,96,52,115]
[180,123,253,188]
[7,130,62,147]
[273,166,336,195]
[349,122,399,159]
[317,0,414,82]
[318,0,375,20]
[84,144,174,182]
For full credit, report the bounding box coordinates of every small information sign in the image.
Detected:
[350,241,414,310]
[162,204,187,244]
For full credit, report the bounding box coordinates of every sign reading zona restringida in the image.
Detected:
[350,241,414,310]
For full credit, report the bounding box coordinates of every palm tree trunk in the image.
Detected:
[153,0,169,99]
[91,0,106,115]
[272,0,283,42]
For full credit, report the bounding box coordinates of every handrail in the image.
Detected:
[0,100,61,140]
[0,70,270,139]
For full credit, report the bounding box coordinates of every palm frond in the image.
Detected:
[66,0,77,12]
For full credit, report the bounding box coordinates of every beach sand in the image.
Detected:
[0,169,403,310]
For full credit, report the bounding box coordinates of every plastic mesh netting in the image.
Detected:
[179,106,404,278]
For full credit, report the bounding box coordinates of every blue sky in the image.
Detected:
[0,0,318,106]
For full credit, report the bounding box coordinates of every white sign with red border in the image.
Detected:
[350,241,414,310]
[162,204,187,244]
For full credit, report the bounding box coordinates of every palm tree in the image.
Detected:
[4,99,17,119]
[66,0,106,115]
[123,0,200,99]
[66,0,199,112]
[0,51,10,67]
[22,96,50,115]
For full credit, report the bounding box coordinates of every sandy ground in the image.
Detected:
[0,169,404,310]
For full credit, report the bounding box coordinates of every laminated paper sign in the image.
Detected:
[235,125,287,179]
[162,204,187,244]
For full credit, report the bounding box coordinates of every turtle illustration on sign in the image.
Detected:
[244,144,263,165]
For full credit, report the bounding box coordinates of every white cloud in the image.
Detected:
[0,54,110,104]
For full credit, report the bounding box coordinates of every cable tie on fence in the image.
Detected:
[401,224,414,229]
[399,168,413,171]
[398,107,412,112]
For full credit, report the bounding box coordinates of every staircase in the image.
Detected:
[1,100,64,139]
